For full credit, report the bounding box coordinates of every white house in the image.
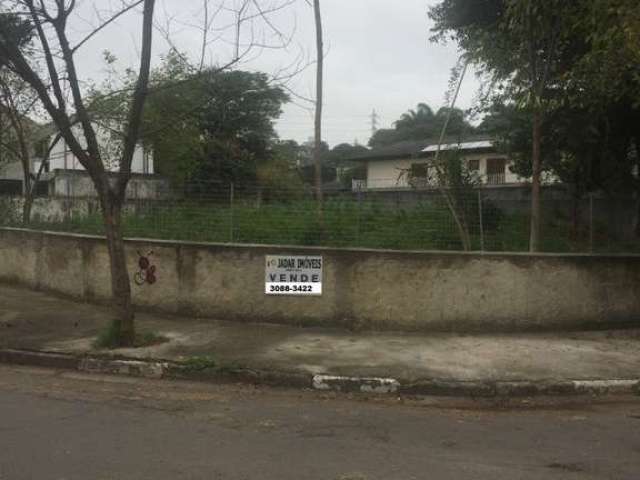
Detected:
[348,136,554,191]
[36,122,153,175]
[0,121,165,198]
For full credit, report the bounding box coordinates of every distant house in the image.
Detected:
[347,136,547,191]
[0,121,167,199]
[0,109,43,195]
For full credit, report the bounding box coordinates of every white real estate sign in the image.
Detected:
[265,255,323,295]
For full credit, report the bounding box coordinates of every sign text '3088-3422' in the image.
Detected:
[265,255,322,295]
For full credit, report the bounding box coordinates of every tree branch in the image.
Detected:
[24,0,66,110]
[52,1,103,163]
[28,132,63,197]
[117,0,156,200]
[71,0,145,53]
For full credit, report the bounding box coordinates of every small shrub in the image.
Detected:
[181,355,217,372]
[93,321,169,349]
[0,197,19,225]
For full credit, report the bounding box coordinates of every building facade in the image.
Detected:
[39,125,153,175]
[349,138,550,191]
[1,122,161,198]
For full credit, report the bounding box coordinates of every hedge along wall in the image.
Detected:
[1,227,639,332]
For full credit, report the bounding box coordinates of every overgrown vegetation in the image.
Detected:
[93,321,169,350]
[180,356,218,372]
[13,195,633,254]
[429,0,640,248]
[0,196,18,225]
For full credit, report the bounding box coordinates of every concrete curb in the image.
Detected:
[313,375,401,394]
[0,349,79,370]
[79,357,168,379]
[1,349,639,397]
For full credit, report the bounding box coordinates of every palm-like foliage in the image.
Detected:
[395,103,435,130]
[369,103,472,148]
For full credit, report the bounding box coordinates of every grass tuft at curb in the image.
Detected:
[93,322,169,350]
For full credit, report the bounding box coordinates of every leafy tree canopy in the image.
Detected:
[89,50,290,189]
[144,53,289,188]
[0,13,33,67]
[322,142,368,166]
[431,0,640,198]
[480,99,640,196]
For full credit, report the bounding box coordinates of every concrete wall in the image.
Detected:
[3,196,98,223]
[46,170,169,199]
[1,227,639,332]
[1,196,163,224]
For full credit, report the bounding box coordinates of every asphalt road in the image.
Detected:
[1,365,640,480]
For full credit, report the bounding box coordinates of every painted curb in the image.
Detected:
[313,375,400,393]
[0,349,638,397]
[78,357,168,379]
[400,379,640,397]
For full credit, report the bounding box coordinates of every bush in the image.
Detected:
[0,197,19,225]
[93,321,169,349]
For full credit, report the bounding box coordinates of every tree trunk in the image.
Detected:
[635,136,640,238]
[20,165,32,225]
[529,110,542,252]
[22,194,33,225]
[312,0,324,215]
[17,126,32,225]
[432,59,471,251]
[635,198,640,239]
[100,191,135,346]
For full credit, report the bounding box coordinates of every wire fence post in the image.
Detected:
[589,192,594,253]
[478,189,484,252]
[356,188,362,246]
[65,176,71,224]
[229,181,234,243]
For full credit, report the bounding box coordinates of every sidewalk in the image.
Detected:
[3,284,640,387]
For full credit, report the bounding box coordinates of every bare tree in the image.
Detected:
[0,70,61,224]
[431,59,472,251]
[0,0,157,346]
[0,0,306,345]
[400,58,473,250]
[0,72,35,219]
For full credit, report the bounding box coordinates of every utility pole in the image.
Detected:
[312,0,324,215]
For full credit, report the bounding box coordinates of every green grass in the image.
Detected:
[180,356,218,372]
[93,321,169,350]
[57,198,478,250]
[13,196,639,254]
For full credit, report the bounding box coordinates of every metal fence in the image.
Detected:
[1,180,638,254]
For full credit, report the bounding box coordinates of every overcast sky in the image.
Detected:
[270,0,481,148]
[70,0,480,148]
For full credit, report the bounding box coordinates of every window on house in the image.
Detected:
[408,163,431,188]
[410,163,429,178]
[467,159,480,171]
[486,158,506,185]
